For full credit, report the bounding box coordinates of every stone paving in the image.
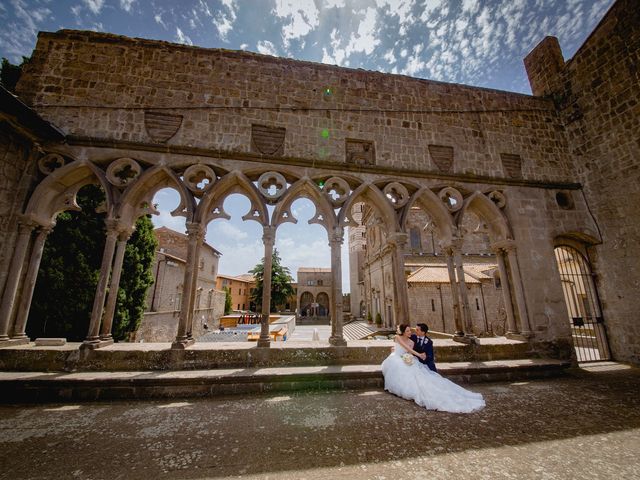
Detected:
[0,362,639,480]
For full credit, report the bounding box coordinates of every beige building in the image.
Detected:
[297,268,331,320]
[0,0,638,360]
[215,273,254,312]
[136,227,224,342]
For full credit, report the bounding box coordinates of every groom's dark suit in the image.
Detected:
[410,333,437,372]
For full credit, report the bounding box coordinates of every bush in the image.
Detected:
[375,312,383,325]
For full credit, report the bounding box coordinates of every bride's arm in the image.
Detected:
[396,336,424,358]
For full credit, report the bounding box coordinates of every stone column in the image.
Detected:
[329,227,346,346]
[100,229,132,344]
[452,243,474,338]
[258,226,275,348]
[172,222,204,349]
[0,220,36,343]
[83,220,119,348]
[504,243,533,337]
[388,233,410,326]
[11,225,53,340]
[492,245,518,335]
[444,246,464,336]
[185,229,205,340]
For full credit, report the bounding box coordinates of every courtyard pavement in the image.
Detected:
[0,362,639,480]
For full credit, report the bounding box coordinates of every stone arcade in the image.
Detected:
[0,0,638,365]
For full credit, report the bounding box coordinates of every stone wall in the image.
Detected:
[525,0,640,363]
[136,290,225,343]
[0,129,36,297]
[17,30,574,183]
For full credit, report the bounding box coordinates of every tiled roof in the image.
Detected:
[298,267,331,273]
[407,266,481,284]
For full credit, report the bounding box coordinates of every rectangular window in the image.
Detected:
[410,227,421,251]
[431,299,435,312]
[476,298,480,310]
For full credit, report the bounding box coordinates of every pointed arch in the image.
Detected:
[196,170,268,226]
[457,191,511,241]
[272,178,336,233]
[337,183,400,232]
[24,160,114,226]
[117,164,195,230]
[402,187,455,246]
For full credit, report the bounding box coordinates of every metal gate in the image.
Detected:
[554,246,610,362]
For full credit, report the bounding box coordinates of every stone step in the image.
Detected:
[0,358,570,403]
[343,321,378,341]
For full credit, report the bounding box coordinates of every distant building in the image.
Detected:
[215,273,255,312]
[136,227,224,342]
[297,267,331,320]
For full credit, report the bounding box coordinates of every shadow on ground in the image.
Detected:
[0,363,639,479]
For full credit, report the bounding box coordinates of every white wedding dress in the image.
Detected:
[381,343,485,413]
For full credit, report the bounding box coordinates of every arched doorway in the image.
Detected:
[299,291,314,317]
[554,246,610,362]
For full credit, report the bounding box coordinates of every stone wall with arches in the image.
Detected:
[1,7,638,363]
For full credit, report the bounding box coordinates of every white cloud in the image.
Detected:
[213,0,237,41]
[383,49,396,64]
[82,0,104,15]
[119,0,135,12]
[345,7,380,56]
[154,13,167,29]
[217,222,249,241]
[256,40,278,56]
[274,0,319,49]
[175,27,193,45]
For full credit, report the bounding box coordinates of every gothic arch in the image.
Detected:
[272,177,336,233]
[24,159,114,226]
[117,164,195,229]
[456,191,511,242]
[338,182,399,233]
[402,187,455,246]
[196,170,268,226]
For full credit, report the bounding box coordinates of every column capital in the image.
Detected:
[17,215,42,233]
[185,221,206,240]
[490,239,516,253]
[262,225,276,245]
[386,232,408,247]
[330,226,345,244]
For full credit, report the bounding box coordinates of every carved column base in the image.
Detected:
[329,336,347,347]
[98,338,114,347]
[506,331,533,341]
[0,337,30,348]
[81,338,105,350]
[171,337,195,349]
[453,335,476,345]
[257,338,271,348]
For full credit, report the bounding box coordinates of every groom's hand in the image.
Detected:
[419,352,426,360]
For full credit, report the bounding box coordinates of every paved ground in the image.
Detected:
[286,325,331,341]
[0,362,639,480]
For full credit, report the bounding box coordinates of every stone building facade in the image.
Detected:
[0,0,637,362]
[136,226,224,342]
[215,273,254,312]
[297,267,332,320]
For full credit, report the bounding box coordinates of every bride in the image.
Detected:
[381,324,485,413]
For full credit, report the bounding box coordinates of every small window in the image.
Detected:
[317,279,323,286]
[199,260,204,270]
[431,299,435,312]
[476,298,480,310]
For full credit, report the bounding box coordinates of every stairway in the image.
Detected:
[343,321,379,341]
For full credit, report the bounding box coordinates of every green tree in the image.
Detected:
[0,56,29,93]
[112,213,157,341]
[249,249,294,313]
[223,286,232,315]
[27,184,157,341]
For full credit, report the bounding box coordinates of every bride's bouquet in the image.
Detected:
[401,353,414,365]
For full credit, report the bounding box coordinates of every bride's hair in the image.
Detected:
[398,324,410,335]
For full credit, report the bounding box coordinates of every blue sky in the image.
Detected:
[0,0,614,290]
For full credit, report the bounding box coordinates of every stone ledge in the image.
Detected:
[0,359,570,403]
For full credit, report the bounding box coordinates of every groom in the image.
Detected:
[411,323,437,372]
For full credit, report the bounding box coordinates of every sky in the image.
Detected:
[0,0,615,291]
